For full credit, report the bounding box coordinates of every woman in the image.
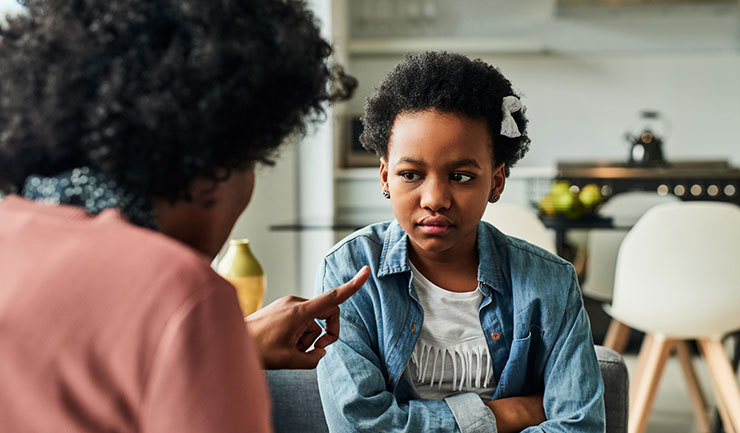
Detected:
[0,0,366,431]
[315,52,605,432]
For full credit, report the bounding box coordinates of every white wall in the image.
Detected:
[293,0,341,298]
[483,53,740,168]
[226,148,299,305]
[342,1,740,170]
[0,0,23,13]
[348,52,740,169]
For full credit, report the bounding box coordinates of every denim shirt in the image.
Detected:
[315,220,605,433]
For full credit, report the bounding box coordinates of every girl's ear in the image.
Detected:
[379,157,389,192]
[490,162,506,200]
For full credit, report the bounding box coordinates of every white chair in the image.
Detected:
[581,191,679,351]
[592,193,711,433]
[609,202,740,433]
[481,203,556,254]
[582,191,680,304]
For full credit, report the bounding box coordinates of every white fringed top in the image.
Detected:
[408,262,496,401]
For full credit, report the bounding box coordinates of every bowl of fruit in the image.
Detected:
[538,181,603,220]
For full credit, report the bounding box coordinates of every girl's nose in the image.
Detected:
[419,177,451,212]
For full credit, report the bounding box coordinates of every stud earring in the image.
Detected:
[489,193,499,203]
[382,189,391,199]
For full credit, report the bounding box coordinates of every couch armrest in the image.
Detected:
[266,369,329,433]
[596,345,629,433]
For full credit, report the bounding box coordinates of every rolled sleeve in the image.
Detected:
[445,392,498,433]
[522,268,605,432]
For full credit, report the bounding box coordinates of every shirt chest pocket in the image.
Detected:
[499,324,544,396]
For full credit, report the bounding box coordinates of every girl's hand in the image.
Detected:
[484,393,546,433]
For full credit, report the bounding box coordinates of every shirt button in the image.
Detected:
[491,332,501,341]
[411,323,416,333]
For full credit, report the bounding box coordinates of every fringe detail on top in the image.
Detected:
[410,341,494,392]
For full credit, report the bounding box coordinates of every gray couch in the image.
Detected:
[267,345,627,433]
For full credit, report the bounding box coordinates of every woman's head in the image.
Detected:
[361,51,529,177]
[0,0,356,202]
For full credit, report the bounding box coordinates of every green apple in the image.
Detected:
[550,180,571,197]
[538,194,556,217]
[579,184,603,209]
[553,190,575,214]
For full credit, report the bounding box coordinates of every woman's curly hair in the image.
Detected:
[0,0,356,200]
[360,51,529,177]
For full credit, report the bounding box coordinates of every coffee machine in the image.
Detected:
[625,110,667,167]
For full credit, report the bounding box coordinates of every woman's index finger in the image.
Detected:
[303,266,370,317]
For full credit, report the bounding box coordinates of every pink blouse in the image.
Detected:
[0,195,272,432]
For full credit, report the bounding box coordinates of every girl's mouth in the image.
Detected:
[417,216,454,234]
[418,224,453,235]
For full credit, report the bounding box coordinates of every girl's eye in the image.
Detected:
[451,172,474,183]
[400,172,421,181]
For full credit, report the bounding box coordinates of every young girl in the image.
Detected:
[315,52,604,432]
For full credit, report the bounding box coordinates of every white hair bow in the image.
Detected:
[500,95,522,138]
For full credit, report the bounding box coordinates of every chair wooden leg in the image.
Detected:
[702,354,734,433]
[675,340,711,433]
[699,339,740,433]
[630,333,654,409]
[629,335,673,433]
[604,319,631,354]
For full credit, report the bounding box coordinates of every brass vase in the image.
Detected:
[216,239,266,316]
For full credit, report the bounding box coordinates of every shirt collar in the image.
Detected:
[378,220,411,277]
[377,220,506,295]
[475,222,506,296]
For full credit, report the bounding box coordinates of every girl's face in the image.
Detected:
[380,109,505,260]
